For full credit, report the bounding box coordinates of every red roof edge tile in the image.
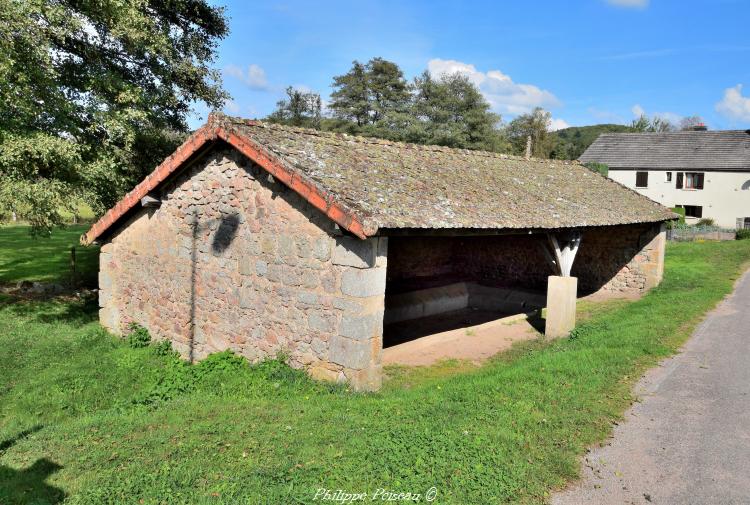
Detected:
[80,114,371,245]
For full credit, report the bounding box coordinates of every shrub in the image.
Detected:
[126,351,290,409]
[583,162,608,177]
[151,339,175,356]
[126,323,151,348]
[125,323,179,355]
[737,228,750,240]
[671,207,686,225]
[192,350,247,378]
[696,218,716,227]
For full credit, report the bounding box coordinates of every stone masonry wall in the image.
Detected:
[573,223,666,294]
[98,147,387,390]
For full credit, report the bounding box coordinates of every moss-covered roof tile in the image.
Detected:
[225,116,674,230]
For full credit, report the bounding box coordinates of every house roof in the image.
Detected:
[82,113,674,245]
[579,130,750,171]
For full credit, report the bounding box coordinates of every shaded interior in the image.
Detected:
[383,235,549,348]
[381,226,653,348]
[385,235,552,294]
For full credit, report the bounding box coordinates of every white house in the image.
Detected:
[580,129,750,229]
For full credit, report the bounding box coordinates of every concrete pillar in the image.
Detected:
[546,275,577,338]
[644,223,666,290]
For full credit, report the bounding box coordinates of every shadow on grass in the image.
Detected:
[0,225,99,285]
[0,426,65,505]
[1,296,99,327]
[0,426,43,452]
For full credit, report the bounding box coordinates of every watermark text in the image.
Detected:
[312,486,438,503]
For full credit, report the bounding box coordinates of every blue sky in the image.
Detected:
[193,0,750,131]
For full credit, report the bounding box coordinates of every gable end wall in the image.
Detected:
[98,147,386,390]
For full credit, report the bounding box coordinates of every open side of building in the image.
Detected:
[85,114,674,390]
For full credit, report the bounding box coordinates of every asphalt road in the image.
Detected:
[552,270,750,505]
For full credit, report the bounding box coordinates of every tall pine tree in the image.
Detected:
[329,61,370,127]
[328,59,503,150]
[329,57,411,135]
[366,58,412,123]
[411,71,503,151]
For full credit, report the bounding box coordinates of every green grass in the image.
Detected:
[0,225,99,286]
[1,236,749,504]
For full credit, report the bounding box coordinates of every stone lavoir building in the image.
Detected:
[83,113,674,390]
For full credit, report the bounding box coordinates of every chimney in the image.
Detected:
[525,135,532,159]
[690,123,708,131]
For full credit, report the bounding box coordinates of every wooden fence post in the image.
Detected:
[70,246,77,288]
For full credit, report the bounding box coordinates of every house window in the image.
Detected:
[684,172,705,189]
[676,172,683,189]
[680,205,703,218]
[745,218,750,230]
[635,171,648,188]
[666,171,672,182]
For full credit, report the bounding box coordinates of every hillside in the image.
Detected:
[551,124,635,160]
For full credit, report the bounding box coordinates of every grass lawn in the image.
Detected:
[1,228,749,504]
[0,225,99,286]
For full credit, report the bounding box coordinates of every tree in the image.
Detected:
[630,114,676,133]
[0,0,229,233]
[329,61,371,127]
[410,71,503,150]
[679,115,705,130]
[266,87,322,129]
[329,57,411,136]
[505,107,554,158]
[327,58,506,150]
[550,124,636,160]
[583,162,609,177]
[365,58,412,123]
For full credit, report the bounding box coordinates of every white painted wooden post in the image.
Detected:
[541,241,561,276]
[548,233,581,277]
[542,232,581,277]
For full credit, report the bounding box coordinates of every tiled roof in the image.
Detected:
[580,130,750,170]
[82,113,674,245]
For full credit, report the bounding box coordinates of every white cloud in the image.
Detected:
[605,0,649,8]
[225,63,269,91]
[427,59,561,116]
[631,104,683,125]
[716,84,750,122]
[548,118,570,131]
[219,99,260,118]
[654,111,683,125]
